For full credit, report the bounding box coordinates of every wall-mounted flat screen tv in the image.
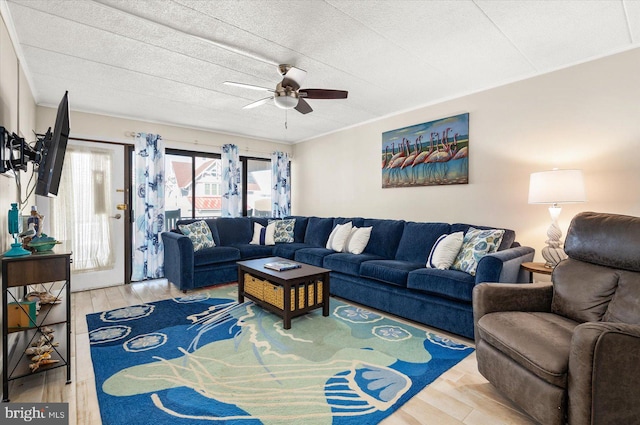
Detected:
[36,91,69,197]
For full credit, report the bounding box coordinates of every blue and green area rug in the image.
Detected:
[86,286,473,425]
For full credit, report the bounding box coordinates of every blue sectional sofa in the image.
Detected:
[162,216,534,339]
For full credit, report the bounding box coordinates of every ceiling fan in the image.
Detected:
[224,64,348,114]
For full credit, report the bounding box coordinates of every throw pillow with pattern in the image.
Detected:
[270,218,296,243]
[451,227,505,276]
[178,220,216,251]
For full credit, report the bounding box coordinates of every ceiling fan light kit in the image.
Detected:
[273,85,299,109]
[225,64,348,116]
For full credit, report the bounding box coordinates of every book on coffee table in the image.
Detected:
[264,261,302,271]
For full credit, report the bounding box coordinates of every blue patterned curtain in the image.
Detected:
[132,133,165,281]
[221,144,241,217]
[271,151,291,217]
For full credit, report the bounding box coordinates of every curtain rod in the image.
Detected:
[124,131,291,158]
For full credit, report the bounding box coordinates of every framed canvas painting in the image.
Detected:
[382,113,469,188]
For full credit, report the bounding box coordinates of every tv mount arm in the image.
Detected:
[0,126,47,174]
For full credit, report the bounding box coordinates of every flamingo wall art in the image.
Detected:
[382,113,469,188]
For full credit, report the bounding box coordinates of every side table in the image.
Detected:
[521,261,553,283]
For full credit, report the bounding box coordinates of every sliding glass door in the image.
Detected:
[165,149,271,219]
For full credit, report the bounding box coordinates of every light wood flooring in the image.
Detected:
[3,280,537,424]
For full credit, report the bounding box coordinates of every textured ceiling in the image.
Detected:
[3,0,640,143]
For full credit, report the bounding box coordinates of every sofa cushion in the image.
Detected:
[427,232,464,269]
[304,217,335,247]
[216,217,253,245]
[272,242,310,260]
[251,217,270,227]
[326,221,353,251]
[271,218,296,243]
[323,253,386,276]
[203,219,221,246]
[360,260,424,287]
[249,222,276,245]
[176,218,221,246]
[362,218,405,258]
[451,227,505,276]
[395,222,451,263]
[193,246,240,267]
[344,226,372,254]
[294,247,334,267]
[177,220,216,251]
[232,243,275,260]
[477,312,578,388]
[451,223,515,251]
[284,216,309,243]
[334,217,365,228]
[406,268,476,302]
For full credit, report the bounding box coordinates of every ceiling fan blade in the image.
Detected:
[224,81,273,92]
[295,98,313,114]
[281,65,307,90]
[299,89,348,99]
[243,97,273,109]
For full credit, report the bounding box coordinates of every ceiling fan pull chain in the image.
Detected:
[285,110,288,129]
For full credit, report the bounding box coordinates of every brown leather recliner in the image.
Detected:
[473,212,640,425]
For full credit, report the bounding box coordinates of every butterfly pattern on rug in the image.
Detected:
[87,287,473,425]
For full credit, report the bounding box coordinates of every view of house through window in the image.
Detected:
[165,149,271,219]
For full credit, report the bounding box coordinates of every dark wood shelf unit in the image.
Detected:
[2,248,72,402]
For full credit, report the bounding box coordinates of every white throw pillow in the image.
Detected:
[344,226,372,254]
[250,222,276,245]
[426,232,464,269]
[326,222,353,252]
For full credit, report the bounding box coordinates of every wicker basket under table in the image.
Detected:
[237,257,331,329]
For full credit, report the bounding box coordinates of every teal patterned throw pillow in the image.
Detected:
[270,218,296,243]
[451,227,505,276]
[178,220,216,251]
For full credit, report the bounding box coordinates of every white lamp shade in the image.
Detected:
[528,169,586,204]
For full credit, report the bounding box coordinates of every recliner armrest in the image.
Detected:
[568,322,640,425]
[472,282,553,342]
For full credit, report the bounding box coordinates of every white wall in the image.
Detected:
[35,108,292,159]
[292,48,640,261]
[0,13,36,253]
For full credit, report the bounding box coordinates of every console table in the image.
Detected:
[2,248,72,402]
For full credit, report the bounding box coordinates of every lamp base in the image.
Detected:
[3,242,31,257]
[541,246,567,268]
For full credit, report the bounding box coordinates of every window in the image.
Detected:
[244,158,272,217]
[165,149,271,218]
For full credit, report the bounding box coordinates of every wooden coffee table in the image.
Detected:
[237,257,330,329]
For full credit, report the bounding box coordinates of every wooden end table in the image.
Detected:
[237,257,331,329]
[521,261,553,283]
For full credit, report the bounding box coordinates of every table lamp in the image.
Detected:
[4,203,31,257]
[528,169,586,267]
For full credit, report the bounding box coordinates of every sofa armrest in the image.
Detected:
[472,282,553,341]
[475,245,535,284]
[161,231,194,291]
[568,322,640,425]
